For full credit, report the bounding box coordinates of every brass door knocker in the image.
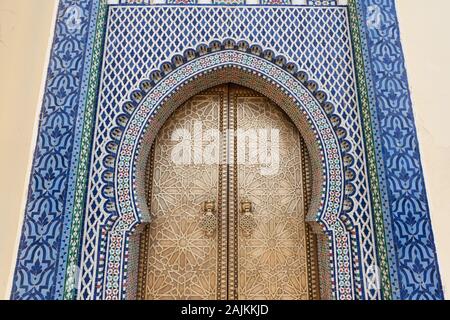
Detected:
[200,200,218,238]
[240,200,257,237]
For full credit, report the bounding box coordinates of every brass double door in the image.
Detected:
[138,84,318,300]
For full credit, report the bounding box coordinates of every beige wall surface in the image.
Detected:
[397,0,450,299]
[0,0,57,299]
[0,0,448,300]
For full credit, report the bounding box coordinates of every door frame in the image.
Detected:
[137,84,322,300]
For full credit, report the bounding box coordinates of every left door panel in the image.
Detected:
[139,87,228,300]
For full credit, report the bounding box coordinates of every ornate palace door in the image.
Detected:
[137,84,319,300]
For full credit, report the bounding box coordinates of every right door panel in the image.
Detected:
[231,86,310,300]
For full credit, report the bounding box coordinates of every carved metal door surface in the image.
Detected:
[138,84,318,300]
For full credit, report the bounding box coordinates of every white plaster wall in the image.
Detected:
[0,0,58,299]
[0,0,448,300]
[397,0,450,299]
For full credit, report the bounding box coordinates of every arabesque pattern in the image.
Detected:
[144,96,221,299]
[354,0,443,300]
[10,0,103,300]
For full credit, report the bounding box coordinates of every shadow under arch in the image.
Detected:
[101,43,357,300]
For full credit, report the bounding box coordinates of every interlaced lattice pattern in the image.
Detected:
[80,5,378,299]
